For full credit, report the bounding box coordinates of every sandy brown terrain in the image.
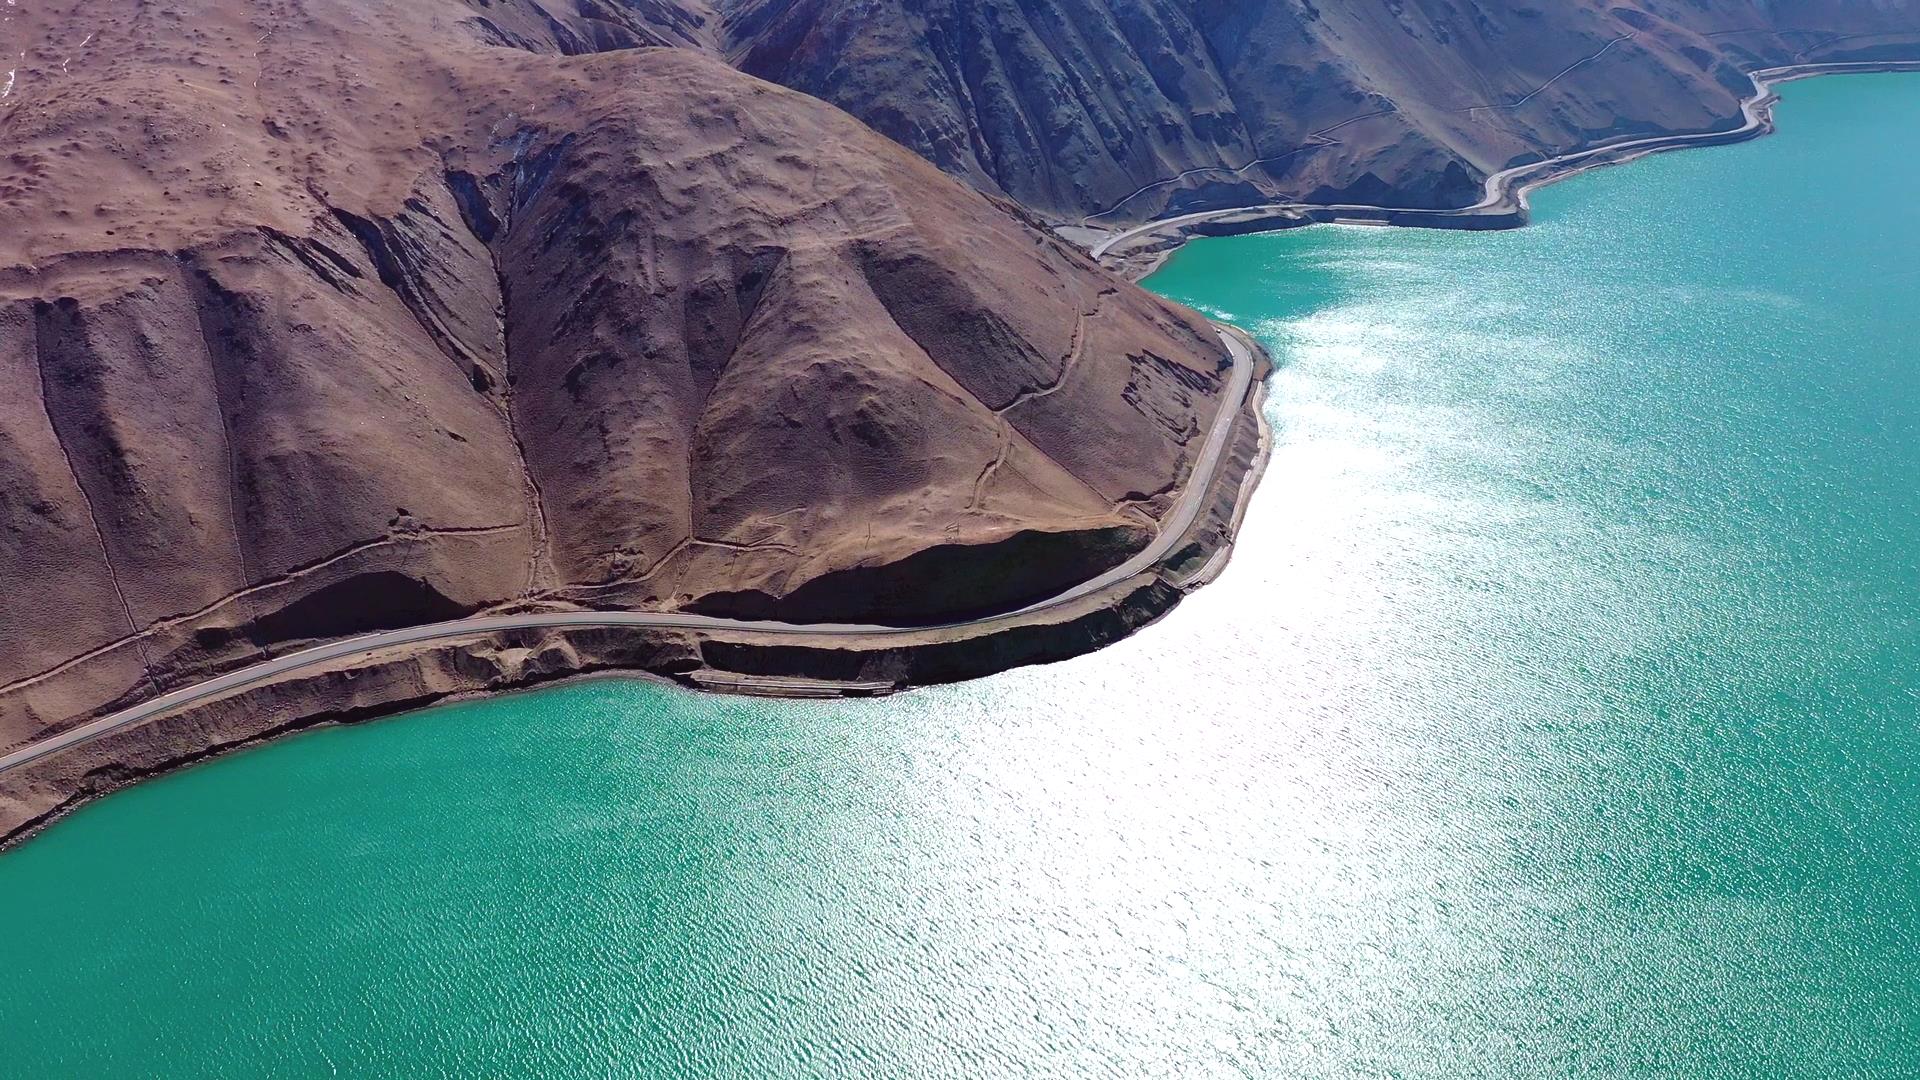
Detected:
[0,0,1230,758]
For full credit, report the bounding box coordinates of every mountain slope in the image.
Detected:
[720,0,1920,220]
[0,0,1227,746]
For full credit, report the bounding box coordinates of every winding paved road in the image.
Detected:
[1091,61,1918,261]
[0,330,1255,776]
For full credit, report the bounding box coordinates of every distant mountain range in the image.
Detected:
[459,0,1920,220]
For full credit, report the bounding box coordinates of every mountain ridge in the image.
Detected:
[0,0,1228,752]
[467,0,1920,221]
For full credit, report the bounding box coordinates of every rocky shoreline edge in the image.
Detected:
[1084,58,1920,280]
[0,331,1276,852]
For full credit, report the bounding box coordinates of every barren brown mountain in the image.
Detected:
[725,0,1920,220]
[0,0,1229,752]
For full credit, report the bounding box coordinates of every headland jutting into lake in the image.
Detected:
[3,51,1918,851]
[0,333,1274,850]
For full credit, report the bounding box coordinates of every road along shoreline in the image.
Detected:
[19,61,1908,852]
[1085,59,1920,279]
[0,328,1275,851]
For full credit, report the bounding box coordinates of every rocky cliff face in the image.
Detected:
[0,0,1225,749]
[720,0,1920,220]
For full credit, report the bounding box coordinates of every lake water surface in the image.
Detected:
[2,74,1915,1078]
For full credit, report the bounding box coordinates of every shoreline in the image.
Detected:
[1085,60,1920,279]
[0,330,1276,852]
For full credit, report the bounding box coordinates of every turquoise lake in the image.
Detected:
[1,74,1915,1078]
